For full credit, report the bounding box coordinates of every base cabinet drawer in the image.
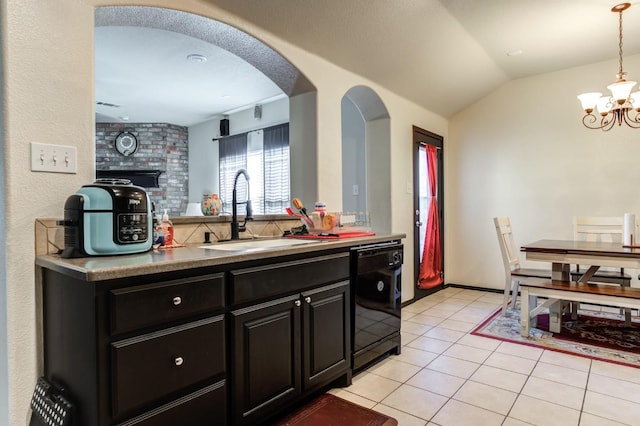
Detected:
[111,316,225,418]
[110,273,225,334]
[116,381,226,426]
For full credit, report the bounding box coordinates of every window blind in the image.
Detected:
[218,123,290,215]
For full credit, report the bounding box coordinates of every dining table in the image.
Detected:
[521,239,640,279]
[520,239,640,332]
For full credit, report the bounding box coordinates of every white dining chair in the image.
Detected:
[494,217,551,316]
[572,216,632,324]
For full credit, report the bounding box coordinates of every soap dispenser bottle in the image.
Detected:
[162,209,174,247]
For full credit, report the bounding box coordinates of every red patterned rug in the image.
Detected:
[274,394,397,426]
[472,305,640,368]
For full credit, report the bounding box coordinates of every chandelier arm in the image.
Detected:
[603,114,617,131]
[621,109,640,128]
[581,113,615,130]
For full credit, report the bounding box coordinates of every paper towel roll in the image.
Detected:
[624,213,636,246]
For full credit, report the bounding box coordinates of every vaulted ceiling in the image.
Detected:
[95,1,640,125]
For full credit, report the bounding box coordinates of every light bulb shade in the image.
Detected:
[577,92,602,111]
[630,91,640,110]
[596,96,613,114]
[607,80,637,102]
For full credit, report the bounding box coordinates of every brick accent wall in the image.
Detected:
[96,123,189,215]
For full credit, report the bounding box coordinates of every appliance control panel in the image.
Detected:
[117,213,148,243]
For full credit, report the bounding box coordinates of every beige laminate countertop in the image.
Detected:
[35,234,405,282]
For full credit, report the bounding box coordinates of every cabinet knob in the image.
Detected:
[294,300,301,307]
[173,296,182,306]
[174,357,184,366]
[305,296,311,304]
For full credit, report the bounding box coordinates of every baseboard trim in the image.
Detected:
[402,283,502,308]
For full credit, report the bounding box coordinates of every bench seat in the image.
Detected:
[519,279,640,337]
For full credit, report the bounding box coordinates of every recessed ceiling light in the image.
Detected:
[507,49,523,57]
[187,53,207,63]
[119,116,130,121]
[222,95,231,99]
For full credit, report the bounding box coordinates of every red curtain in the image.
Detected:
[418,145,443,289]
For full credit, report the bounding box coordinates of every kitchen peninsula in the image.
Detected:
[36,234,404,425]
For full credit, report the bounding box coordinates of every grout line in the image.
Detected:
[345,288,640,425]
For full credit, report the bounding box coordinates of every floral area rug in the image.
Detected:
[472,304,640,368]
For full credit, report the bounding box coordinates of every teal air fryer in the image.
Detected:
[60,179,152,258]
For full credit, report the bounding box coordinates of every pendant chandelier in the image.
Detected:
[577,3,640,130]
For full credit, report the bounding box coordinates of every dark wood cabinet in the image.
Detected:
[302,282,350,390]
[111,316,225,418]
[41,271,227,426]
[39,246,361,426]
[231,280,350,425]
[231,294,302,425]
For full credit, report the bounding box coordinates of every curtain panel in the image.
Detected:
[219,133,248,214]
[263,123,290,214]
[418,145,443,289]
[218,123,290,215]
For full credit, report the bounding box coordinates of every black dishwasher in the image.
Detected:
[351,241,403,371]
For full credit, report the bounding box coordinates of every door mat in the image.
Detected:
[472,304,640,368]
[274,394,397,426]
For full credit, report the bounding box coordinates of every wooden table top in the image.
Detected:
[521,239,640,258]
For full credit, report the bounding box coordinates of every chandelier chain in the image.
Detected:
[618,6,625,80]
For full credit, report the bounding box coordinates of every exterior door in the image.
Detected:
[412,126,444,301]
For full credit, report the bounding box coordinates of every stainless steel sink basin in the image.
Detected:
[200,238,322,252]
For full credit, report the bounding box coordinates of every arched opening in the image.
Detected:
[94,6,318,214]
[341,86,391,233]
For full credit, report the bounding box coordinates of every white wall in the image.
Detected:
[188,97,289,206]
[448,53,640,290]
[0,10,7,423]
[367,118,392,234]
[188,120,220,203]
[341,97,367,213]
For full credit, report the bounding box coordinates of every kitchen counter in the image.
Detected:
[35,234,405,282]
[37,232,405,425]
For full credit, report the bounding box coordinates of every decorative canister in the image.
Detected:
[201,193,222,216]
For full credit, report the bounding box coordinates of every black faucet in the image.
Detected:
[231,169,253,240]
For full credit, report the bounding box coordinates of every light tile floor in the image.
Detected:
[329,287,640,425]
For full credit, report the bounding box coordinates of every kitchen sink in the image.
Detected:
[200,238,322,252]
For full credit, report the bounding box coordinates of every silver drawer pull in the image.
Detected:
[305,296,311,304]
[175,357,184,366]
[294,300,301,307]
[173,296,182,306]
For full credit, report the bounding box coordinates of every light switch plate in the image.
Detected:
[31,142,77,174]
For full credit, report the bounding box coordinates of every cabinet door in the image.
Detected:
[231,294,301,425]
[302,280,351,390]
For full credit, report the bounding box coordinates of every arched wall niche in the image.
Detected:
[341,85,391,233]
[94,5,319,207]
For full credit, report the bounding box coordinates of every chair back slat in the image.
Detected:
[573,216,623,244]
[494,217,520,274]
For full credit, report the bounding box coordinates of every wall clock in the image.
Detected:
[114,131,138,156]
